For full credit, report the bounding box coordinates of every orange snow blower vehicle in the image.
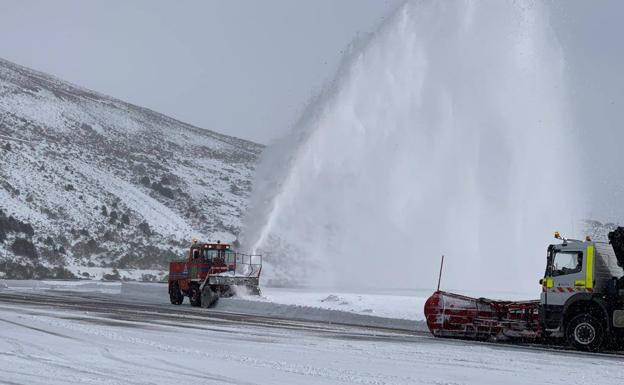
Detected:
[168,240,262,308]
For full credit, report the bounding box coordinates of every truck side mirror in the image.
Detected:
[539,279,544,285]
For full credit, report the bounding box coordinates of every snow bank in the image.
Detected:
[1,279,121,294]
[65,266,167,281]
[244,288,428,321]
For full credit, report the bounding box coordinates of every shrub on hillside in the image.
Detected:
[151,182,174,199]
[11,238,38,259]
[52,266,76,279]
[138,221,151,237]
[103,268,121,281]
[71,238,103,257]
[1,261,76,279]
[0,212,34,237]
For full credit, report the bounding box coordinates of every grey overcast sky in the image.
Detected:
[1,0,624,219]
[0,0,401,144]
[547,1,624,221]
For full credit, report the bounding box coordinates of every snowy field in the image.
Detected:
[0,283,623,385]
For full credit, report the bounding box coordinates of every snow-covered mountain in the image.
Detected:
[0,57,263,279]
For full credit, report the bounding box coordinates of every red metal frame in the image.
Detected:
[424,291,542,341]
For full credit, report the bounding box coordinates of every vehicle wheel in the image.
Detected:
[201,286,219,308]
[566,314,605,352]
[189,285,202,307]
[169,282,184,305]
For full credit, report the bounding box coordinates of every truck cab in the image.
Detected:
[540,233,624,351]
[188,241,236,274]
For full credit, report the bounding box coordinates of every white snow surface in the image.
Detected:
[247,288,428,321]
[0,283,622,385]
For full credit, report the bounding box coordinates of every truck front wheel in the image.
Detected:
[201,286,219,308]
[566,314,605,352]
[189,285,202,307]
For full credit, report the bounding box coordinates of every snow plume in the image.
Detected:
[242,1,584,292]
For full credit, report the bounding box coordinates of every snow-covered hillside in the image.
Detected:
[0,57,263,279]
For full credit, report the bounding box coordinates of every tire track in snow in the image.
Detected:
[0,316,78,340]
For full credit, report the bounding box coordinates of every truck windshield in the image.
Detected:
[203,249,218,261]
[202,249,235,263]
[552,251,582,276]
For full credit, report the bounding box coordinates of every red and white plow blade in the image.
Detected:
[423,291,543,342]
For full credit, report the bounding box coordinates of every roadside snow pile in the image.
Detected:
[65,266,167,281]
[243,288,428,321]
[2,279,121,294]
[321,294,345,303]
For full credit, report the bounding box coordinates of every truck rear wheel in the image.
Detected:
[189,285,202,307]
[566,314,605,352]
[169,282,184,305]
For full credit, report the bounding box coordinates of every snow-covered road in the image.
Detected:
[0,287,622,385]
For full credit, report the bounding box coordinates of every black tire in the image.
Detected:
[201,286,219,308]
[189,285,202,307]
[566,314,605,352]
[169,282,184,305]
